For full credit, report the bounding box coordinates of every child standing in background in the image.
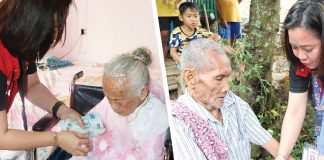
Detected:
[169,2,220,66]
[157,0,183,59]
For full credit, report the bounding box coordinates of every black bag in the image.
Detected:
[33,71,104,160]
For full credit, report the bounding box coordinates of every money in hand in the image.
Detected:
[59,112,106,137]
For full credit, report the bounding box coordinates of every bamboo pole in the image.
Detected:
[202,4,210,32]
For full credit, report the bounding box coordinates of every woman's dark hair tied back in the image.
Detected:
[282,0,324,75]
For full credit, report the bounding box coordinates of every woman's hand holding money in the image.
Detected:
[56,131,90,156]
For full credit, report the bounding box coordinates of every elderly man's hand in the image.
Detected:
[57,105,85,128]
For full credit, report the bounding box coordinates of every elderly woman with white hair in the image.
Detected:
[70,47,169,160]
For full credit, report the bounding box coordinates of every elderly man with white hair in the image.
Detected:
[169,39,289,160]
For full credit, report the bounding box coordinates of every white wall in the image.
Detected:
[46,0,166,99]
[48,0,162,67]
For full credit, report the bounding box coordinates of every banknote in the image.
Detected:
[59,112,106,137]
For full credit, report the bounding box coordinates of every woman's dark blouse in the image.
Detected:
[289,64,311,93]
[0,62,36,111]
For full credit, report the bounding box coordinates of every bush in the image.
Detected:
[227,38,316,159]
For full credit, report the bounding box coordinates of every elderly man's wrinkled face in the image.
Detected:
[190,50,231,111]
[102,75,142,116]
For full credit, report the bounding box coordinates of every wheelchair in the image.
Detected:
[32,71,173,160]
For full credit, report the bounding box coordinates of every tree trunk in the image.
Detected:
[248,0,280,82]
[246,1,280,157]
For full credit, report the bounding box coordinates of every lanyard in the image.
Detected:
[311,70,324,137]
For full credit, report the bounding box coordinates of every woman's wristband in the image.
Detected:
[52,101,64,119]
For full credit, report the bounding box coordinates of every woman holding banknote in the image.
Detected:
[70,47,169,160]
[277,0,324,159]
[0,0,90,157]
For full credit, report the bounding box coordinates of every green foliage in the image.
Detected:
[292,103,316,156]
[226,37,316,159]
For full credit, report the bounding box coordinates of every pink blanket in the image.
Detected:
[1,63,166,160]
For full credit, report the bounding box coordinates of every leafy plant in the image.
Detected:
[226,36,316,158]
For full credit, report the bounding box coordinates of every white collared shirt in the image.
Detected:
[170,90,272,160]
[127,93,169,140]
[69,93,169,160]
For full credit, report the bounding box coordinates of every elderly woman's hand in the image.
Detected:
[56,131,90,156]
[57,104,85,128]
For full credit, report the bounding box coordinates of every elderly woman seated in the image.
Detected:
[70,47,169,160]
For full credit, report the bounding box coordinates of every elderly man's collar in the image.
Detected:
[184,89,235,122]
[222,91,235,108]
[187,88,235,109]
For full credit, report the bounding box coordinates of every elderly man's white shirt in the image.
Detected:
[170,90,272,160]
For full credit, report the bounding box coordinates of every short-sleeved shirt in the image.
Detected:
[217,0,241,22]
[0,42,37,111]
[171,90,272,160]
[156,0,183,17]
[289,65,324,154]
[169,26,210,55]
[289,64,313,93]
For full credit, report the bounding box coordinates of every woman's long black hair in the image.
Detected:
[0,0,73,61]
